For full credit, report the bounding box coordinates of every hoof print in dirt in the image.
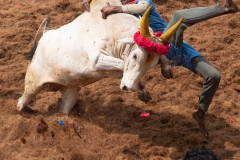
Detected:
[36,119,48,134]
[20,137,26,144]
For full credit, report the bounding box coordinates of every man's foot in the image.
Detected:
[192,110,209,138]
[222,0,238,14]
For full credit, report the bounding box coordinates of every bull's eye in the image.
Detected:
[133,54,137,60]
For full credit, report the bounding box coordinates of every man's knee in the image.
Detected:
[210,70,221,83]
[207,70,221,87]
[173,10,183,20]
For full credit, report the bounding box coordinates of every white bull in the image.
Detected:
[17,0,182,114]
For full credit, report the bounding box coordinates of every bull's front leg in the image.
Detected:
[159,55,173,79]
[88,50,124,71]
[59,86,78,114]
[137,81,152,103]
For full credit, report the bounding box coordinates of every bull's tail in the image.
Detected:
[25,17,51,60]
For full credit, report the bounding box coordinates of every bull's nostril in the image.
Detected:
[122,86,128,91]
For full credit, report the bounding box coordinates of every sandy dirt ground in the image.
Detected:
[0,0,240,159]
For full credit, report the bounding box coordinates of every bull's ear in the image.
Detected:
[117,38,134,44]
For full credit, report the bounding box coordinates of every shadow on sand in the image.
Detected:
[22,95,239,159]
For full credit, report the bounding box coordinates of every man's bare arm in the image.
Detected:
[101,1,150,19]
[100,2,123,19]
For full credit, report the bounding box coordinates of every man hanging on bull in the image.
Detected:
[81,0,238,138]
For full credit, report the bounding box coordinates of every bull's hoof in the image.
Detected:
[17,102,24,111]
[59,108,70,115]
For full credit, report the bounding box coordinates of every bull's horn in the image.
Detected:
[160,18,183,44]
[140,6,152,39]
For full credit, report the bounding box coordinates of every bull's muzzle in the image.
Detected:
[122,85,128,92]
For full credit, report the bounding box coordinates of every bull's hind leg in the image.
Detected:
[17,66,44,111]
[59,87,78,114]
[17,81,42,111]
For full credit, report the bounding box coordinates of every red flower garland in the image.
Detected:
[133,31,170,55]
